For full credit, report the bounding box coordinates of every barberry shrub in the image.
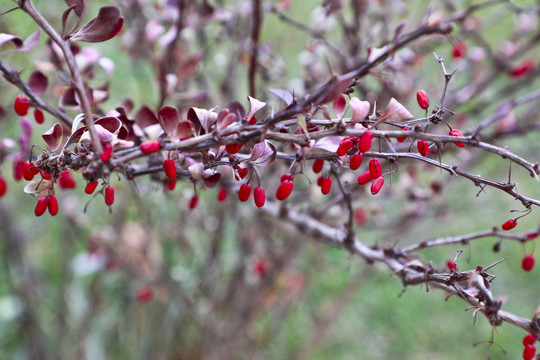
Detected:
[0,1,540,359]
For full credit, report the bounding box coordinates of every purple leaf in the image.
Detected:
[202,171,221,188]
[224,100,245,120]
[42,123,64,151]
[59,86,79,109]
[70,6,124,43]
[246,96,266,122]
[0,33,23,49]
[216,110,237,131]
[157,105,179,135]
[28,71,48,96]
[0,29,40,55]
[314,136,341,153]
[95,116,122,133]
[175,121,194,139]
[269,88,294,106]
[135,105,159,128]
[65,0,85,17]
[187,107,217,134]
[249,140,276,167]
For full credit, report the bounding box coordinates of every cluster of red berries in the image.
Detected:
[14,94,45,124]
[522,333,537,360]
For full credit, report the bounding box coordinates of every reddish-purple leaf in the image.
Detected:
[314,136,341,153]
[65,0,86,17]
[187,107,217,134]
[135,105,159,129]
[217,112,237,131]
[42,123,64,151]
[268,88,294,106]
[249,140,276,167]
[332,94,347,119]
[176,121,194,139]
[157,105,180,135]
[59,86,79,108]
[0,29,40,55]
[28,71,48,96]
[62,5,84,38]
[70,6,123,43]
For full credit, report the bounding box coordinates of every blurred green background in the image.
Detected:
[0,0,539,359]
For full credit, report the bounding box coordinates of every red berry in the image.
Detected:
[416,90,429,110]
[369,158,382,178]
[523,334,537,347]
[217,188,227,202]
[370,176,384,195]
[163,159,177,179]
[254,186,265,208]
[226,144,242,154]
[312,159,324,174]
[14,94,30,116]
[501,219,517,231]
[13,160,25,181]
[337,138,354,156]
[523,344,536,360]
[85,181,99,194]
[140,140,161,154]
[100,144,113,162]
[189,194,199,210]
[35,197,48,217]
[522,254,535,272]
[358,130,373,152]
[510,58,536,78]
[452,41,466,58]
[354,208,367,226]
[238,183,251,202]
[417,140,429,156]
[136,285,154,303]
[280,173,293,182]
[40,170,52,180]
[23,161,40,181]
[249,115,257,125]
[397,128,408,143]
[253,257,267,277]
[105,186,114,205]
[357,171,373,185]
[48,196,58,216]
[349,153,363,170]
[237,168,248,180]
[446,260,458,272]
[167,178,177,191]
[0,175,7,197]
[276,181,293,201]
[58,170,76,189]
[320,177,332,195]
[449,129,465,148]
[34,108,44,124]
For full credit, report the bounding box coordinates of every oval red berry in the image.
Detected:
[140,140,161,154]
[501,219,517,231]
[105,186,115,205]
[254,186,265,208]
[34,108,45,124]
[163,159,177,179]
[48,196,59,216]
[312,159,324,174]
[320,177,332,195]
[357,171,373,185]
[0,176,7,197]
[238,183,251,202]
[276,181,293,201]
[522,254,535,272]
[416,90,429,110]
[370,176,384,195]
[417,140,429,156]
[35,197,48,217]
[14,94,30,116]
[349,153,363,170]
[369,158,382,178]
[358,131,373,152]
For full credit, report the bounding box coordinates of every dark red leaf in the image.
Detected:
[157,105,180,135]
[70,6,123,43]
[0,29,40,55]
[28,71,48,96]
[42,123,64,151]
